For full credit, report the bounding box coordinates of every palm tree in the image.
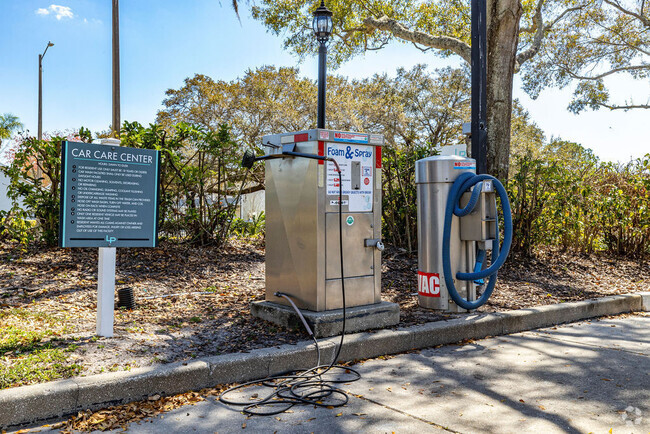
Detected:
[0,113,24,148]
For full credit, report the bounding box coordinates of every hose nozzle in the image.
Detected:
[242,149,256,169]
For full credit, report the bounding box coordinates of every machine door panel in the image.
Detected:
[325,276,375,309]
[325,212,374,279]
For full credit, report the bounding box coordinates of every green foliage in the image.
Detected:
[382,144,438,251]
[1,136,64,246]
[508,142,650,257]
[597,158,650,256]
[0,308,80,389]
[250,0,467,67]
[0,210,36,246]
[509,100,545,168]
[379,66,468,250]
[121,121,246,246]
[0,129,95,246]
[0,309,59,356]
[521,0,649,112]
[161,65,558,252]
[0,113,23,148]
[0,347,83,389]
[159,65,472,250]
[231,212,265,238]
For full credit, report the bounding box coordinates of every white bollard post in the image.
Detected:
[97,246,116,337]
[96,137,121,337]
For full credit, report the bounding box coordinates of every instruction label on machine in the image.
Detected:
[326,143,374,212]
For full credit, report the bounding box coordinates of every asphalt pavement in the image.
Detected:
[30,312,646,434]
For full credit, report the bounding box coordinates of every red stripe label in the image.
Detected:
[376,147,382,169]
[318,141,324,164]
[294,133,309,142]
[418,271,441,297]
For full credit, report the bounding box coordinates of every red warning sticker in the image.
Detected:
[418,271,441,297]
[363,177,370,185]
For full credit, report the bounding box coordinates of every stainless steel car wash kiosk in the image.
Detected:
[250,129,399,337]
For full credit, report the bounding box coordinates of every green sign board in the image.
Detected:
[59,141,160,248]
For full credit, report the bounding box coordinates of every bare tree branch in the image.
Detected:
[562,64,650,80]
[410,41,434,52]
[603,0,650,27]
[516,0,547,67]
[363,15,471,63]
[596,102,650,109]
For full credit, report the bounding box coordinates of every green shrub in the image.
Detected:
[507,143,650,257]
[231,212,265,238]
[121,121,247,246]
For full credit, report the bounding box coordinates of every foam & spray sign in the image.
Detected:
[325,143,374,212]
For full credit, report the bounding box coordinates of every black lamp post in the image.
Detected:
[38,41,54,141]
[312,1,333,129]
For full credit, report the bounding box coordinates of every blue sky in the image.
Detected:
[0,0,647,163]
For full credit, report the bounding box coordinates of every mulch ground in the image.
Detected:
[1,238,649,384]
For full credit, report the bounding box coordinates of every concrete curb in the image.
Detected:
[2,293,648,429]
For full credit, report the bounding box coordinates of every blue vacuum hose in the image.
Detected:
[441,172,513,310]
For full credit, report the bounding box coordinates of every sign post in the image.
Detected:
[59,139,160,337]
[97,245,116,336]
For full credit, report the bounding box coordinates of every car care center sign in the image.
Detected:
[326,142,374,212]
[59,141,160,248]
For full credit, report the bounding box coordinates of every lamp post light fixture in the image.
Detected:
[38,41,54,141]
[312,1,333,129]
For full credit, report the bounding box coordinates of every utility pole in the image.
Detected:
[112,0,120,137]
[471,0,488,174]
[38,42,54,141]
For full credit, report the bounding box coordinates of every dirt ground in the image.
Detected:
[1,239,649,387]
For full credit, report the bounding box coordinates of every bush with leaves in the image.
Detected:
[595,158,650,257]
[231,212,265,239]
[0,129,92,246]
[507,140,650,258]
[121,121,249,246]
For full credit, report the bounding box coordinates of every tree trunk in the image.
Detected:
[486,0,522,180]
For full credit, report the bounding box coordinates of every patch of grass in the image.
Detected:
[0,346,83,389]
[189,316,202,324]
[0,325,54,356]
[0,308,81,389]
[0,308,64,356]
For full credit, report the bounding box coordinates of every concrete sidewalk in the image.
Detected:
[2,294,649,430]
[31,313,650,433]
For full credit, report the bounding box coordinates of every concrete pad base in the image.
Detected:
[250,300,400,338]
